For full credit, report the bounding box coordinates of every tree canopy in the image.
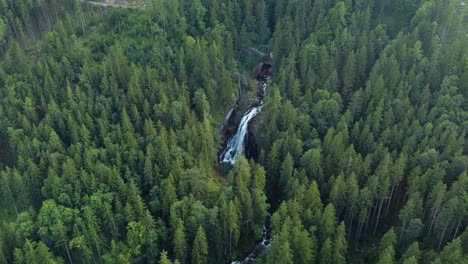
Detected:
[0,0,466,263]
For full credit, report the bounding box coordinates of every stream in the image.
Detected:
[219,80,272,263]
[231,219,271,264]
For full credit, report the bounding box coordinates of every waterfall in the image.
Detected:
[220,79,271,263]
[219,103,263,164]
[219,80,267,165]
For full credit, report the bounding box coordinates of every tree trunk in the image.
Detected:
[365,206,372,231]
[448,219,457,239]
[444,24,450,43]
[229,230,232,255]
[347,212,354,240]
[356,221,361,242]
[90,250,97,264]
[64,244,73,264]
[79,248,86,264]
[371,200,379,225]
[95,241,103,264]
[355,221,362,243]
[428,206,440,234]
[43,8,52,32]
[53,4,59,23]
[399,222,407,243]
[373,199,384,235]
[453,218,461,240]
[78,2,86,33]
[437,221,449,250]
[386,183,396,213]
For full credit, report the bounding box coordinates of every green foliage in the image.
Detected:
[191,226,208,264]
[14,240,64,264]
[0,0,467,263]
[260,0,466,262]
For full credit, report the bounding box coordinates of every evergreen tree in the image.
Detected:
[320,238,333,264]
[191,226,208,264]
[333,222,348,264]
[173,219,187,263]
[267,223,293,264]
[159,250,173,264]
[0,1,466,263]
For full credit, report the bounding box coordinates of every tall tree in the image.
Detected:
[191,226,208,264]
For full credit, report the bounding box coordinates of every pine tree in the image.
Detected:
[320,204,337,242]
[280,153,294,199]
[377,228,397,264]
[401,242,421,263]
[191,226,208,264]
[173,219,187,262]
[330,173,347,216]
[440,237,463,264]
[342,50,356,101]
[161,175,177,217]
[377,247,395,264]
[300,148,324,184]
[379,228,397,254]
[252,165,268,233]
[290,225,315,264]
[159,250,173,264]
[38,200,77,263]
[226,201,240,255]
[320,238,333,264]
[402,256,418,264]
[333,222,348,264]
[267,223,293,264]
[14,240,63,264]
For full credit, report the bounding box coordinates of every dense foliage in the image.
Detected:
[0,0,466,263]
[257,0,467,263]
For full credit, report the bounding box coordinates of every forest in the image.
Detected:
[0,0,466,263]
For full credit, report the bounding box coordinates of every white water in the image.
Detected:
[221,81,270,263]
[231,219,271,264]
[219,103,263,164]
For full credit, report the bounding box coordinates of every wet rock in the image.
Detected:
[252,62,273,81]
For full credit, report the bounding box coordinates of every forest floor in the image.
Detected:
[81,0,146,9]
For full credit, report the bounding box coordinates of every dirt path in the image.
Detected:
[80,0,146,9]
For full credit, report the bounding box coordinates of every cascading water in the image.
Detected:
[231,216,271,264]
[219,80,272,263]
[219,80,267,164]
[219,103,263,164]
[219,65,271,264]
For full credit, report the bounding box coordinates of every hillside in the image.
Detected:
[0,1,467,264]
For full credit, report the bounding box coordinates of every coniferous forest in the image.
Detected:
[0,0,467,263]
